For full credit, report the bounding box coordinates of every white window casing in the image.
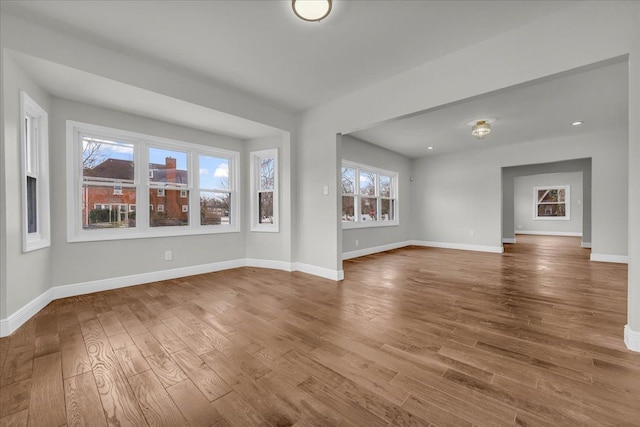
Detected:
[21,91,51,252]
[533,185,571,221]
[250,148,279,232]
[341,160,399,229]
[66,121,240,242]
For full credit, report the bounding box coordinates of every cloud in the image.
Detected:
[214,163,229,178]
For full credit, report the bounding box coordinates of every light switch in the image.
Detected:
[323,186,329,196]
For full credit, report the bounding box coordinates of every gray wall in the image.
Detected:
[412,129,626,256]
[503,159,591,243]
[514,172,583,236]
[2,53,52,318]
[341,135,412,254]
[50,98,248,287]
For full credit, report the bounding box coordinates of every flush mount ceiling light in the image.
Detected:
[571,121,584,126]
[292,0,332,22]
[467,118,496,140]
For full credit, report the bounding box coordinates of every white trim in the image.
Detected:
[590,253,628,264]
[410,240,504,254]
[624,325,640,352]
[245,258,293,272]
[66,120,241,243]
[21,92,51,253]
[533,185,570,221]
[342,221,399,229]
[0,258,343,337]
[53,260,247,300]
[250,148,279,233]
[0,289,54,337]
[581,242,592,248]
[516,231,582,237]
[293,262,344,281]
[342,241,411,260]
[502,238,517,244]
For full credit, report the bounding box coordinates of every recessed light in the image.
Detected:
[427,146,434,150]
[571,121,584,126]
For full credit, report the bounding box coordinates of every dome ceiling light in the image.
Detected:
[292,0,332,22]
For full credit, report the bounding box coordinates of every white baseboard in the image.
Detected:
[410,240,504,254]
[590,253,628,264]
[0,257,341,337]
[53,259,247,300]
[502,238,517,244]
[342,241,411,260]
[0,288,54,338]
[246,258,294,272]
[294,262,344,281]
[624,325,640,352]
[581,242,592,248]
[516,231,582,237]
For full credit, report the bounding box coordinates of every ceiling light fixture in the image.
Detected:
[292,0,332,22]
[571,121,584,126]
[467,118,496,140]
[427,146,434,150]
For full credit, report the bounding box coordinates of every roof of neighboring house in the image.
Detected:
[85,158,134,180]
[85,158,187,184]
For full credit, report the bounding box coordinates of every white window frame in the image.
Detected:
[533,185,571,221]
[66,121,240,242]
[157,204,164,213]
[21,92,50,252]
[250,148,279,232]
[341,160,399,229]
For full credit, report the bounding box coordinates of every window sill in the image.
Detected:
[342,221,399,230]
[24,238,51,253]
[533,217,571,221]
[68,225,240,243]
[251,224,280,233]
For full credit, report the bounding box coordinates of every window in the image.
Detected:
[250,149,278,232]
[67,121,240,242]
[341,161,398,228]
[21,92,50,252]
[534,186,570,220]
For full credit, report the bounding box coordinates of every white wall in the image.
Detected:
[341,135,412,255]
[1,53,52,319]
[514,172,583,235]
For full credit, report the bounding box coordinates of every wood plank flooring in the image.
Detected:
[1,235,639,426]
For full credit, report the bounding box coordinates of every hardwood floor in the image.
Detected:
[1,235,639,426]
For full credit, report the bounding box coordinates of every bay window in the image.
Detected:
[67,121,239,241]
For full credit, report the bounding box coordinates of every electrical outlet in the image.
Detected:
[517,225,523,229]
[355,239,359,247]
[164,250,172,261]
[469,230,475,237]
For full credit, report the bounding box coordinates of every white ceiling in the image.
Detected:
[9,51,283,140]
[1,0,575,112]
[3,1,625,156]
[350,59,629,158]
